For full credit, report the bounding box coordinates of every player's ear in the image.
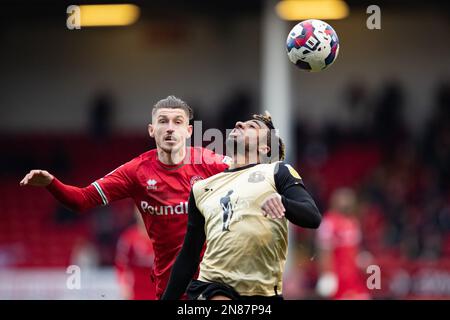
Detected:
[186,124,193,139]
[259,145,270,155]
[259,145,271,163]
[148,123,155,138]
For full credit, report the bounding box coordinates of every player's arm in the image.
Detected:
[20,161,134,212]
[261,162,321,228]
[161,190,206,300]
[19,170,102,212]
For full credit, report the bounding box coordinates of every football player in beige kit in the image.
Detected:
[162,112,321,300]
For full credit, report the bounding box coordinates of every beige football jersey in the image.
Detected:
[191,162,288,296]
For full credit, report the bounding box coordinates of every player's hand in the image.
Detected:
[261,193,285,219]
[19,170,54,187]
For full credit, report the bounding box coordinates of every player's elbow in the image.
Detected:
[309,202,322,229]
[310,211,322,229]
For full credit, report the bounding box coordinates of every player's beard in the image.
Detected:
[226,136,255,165]
[158,136,184,156]
[160,142,183,155]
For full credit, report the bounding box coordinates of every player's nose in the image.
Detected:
[235,121,245,129]
[166,121,176,131]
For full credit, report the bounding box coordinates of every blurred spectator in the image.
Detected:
[422,81,450,191]
[316,188,370,299]
[90,207,121,266]
[89,91,115,141]
[342,79,370,137]
[115,211,156,300]
[0,244,25,267]
[70,237,100,269]
[372,81,407,148]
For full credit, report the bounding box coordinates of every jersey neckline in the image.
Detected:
[224,163,258,173]
[155,148,190,171]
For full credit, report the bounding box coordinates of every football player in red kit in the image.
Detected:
[116,210,156,300]
[20,96,229,299]
[316,188,370,299]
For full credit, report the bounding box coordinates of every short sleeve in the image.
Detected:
[274,161,305,194]
[93,160,136,205]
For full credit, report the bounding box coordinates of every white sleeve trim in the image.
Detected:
[92,181,109,206]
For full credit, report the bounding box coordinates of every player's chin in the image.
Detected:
[226,135,241,145]
[160,142,180,153]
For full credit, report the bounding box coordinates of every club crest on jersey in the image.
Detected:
[248,171,265,183]
[285,164,302,180]
[146,179,158,190]
[190,175,204,187]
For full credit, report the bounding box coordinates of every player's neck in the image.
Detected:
[157,147,186,165]
[229,154,260,170]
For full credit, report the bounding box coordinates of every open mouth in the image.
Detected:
[164,136,177,142]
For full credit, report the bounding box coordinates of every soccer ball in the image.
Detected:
[286,19,339,72]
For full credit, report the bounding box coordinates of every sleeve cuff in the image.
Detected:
[46,177,60,192]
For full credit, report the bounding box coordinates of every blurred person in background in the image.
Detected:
[316,188,370,299]
[115,209,156,300]
[89,91,115,142]
[71,236,100,270]
[19,95,229,299]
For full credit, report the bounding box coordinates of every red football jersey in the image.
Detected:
[93,147,228,299]
[116,225,156,300]
[317,210,369,299]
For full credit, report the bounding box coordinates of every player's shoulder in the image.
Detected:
[191,169,225,194]
[137,149,157,160]
[251,161,293,175]
[189,146,231,167]
[117,150,157,175]
[273,161,302,179]
[103,150,154,178]
[129,149,157,165]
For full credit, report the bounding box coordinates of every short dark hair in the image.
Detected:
[252,112,286,162]
[152,95,193,120]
